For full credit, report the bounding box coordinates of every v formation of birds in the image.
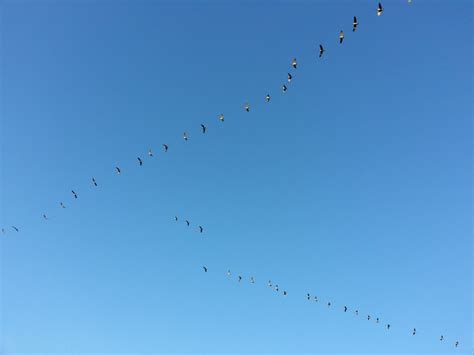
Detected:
[1,1,463,350]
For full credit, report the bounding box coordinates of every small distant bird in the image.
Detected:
[137,157,143,166]
[265,94,271,102]
[327,302,331,307]
[353,16,358,31]
[314,296,318,302]
[92,177,97,186]
[368,315,371,321]
[455,341,459,348]
[376,318,380,323]
[43,214,48,220]
[238,276,242,282]
[186,220,190,227]
[377,2,383,16]
[116,166,121,174]
[250,277,255,284]
[201,124,206,134]
[268,280,272,287]
[218,114,225,122]
[307,293,311,300]
[72,190,78,199]
[291,58,297,69]
[412,328,416,336]
[275,284,279,292]
[287,73,292,82]
[199,225,203,233]
[175,216,178,222]
[203,266,208,272]
[12,226,19,232]
[282,85,288,92]
[387,324,391,330]
[344,306,348,312]
[163,144,169,152]
[148,149,153,157]
[183,132,188,141]
[440,335,444,341]
[60,202,66,209]
[319,44,325,58]
[227,270,231,277]
[339,30,345,44]
[244,103,250,112]
[355,310,359,316]
[283,291,287,296]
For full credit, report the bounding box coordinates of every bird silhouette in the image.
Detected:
[440,335,444,341]
[287,73,292,82]
[183,132,188,141]
[283,291,287,296]
[227,270,231,277]
[116,166,121,174]
[412,328,416,336]
[319,44,325,58]
[199,225,203,233]
[387,324,391,330]
[92,177,97,186]
[72,190,78,199]
[250,277,255,284]
[43,214,48,220]
[314,296,318,302]
[265,94,271,102]
[344,306,348,312]
[60,202,66,209]
[455,341,459,348]
[339,30,345,44]
[163,144,169,152]
[307,293,311,300]
[291,58,297,69]
[377,2,383,16]
[275,284,279,292]
[175,216,178,222]
[12,226,19,232]
[244,103,250,112]
[201,124,206,134]
[148,149,153,157]
[203,266,208,272]
[186,220,190,227]
[219,114,225,122]
[238,276,242,282]
[137,157,143,166]
[353,16,358,31]
[268,280,272,287]
[327,302,331,307]
[282,85,288,92]
[368,315,371,321]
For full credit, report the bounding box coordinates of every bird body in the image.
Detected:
[291,58,297,69]
[244,103,250,112]
[116,166,121,174]
[203,266,208,272]
[319,44,325,58]
[219,114,224,122]
[12,226,19,232]
[283,291,287,296]
[183,132,188,141]
[377,2,383,16]
[72,190,78,199]
[201,124,207,134]
[282,85,287,92]
[287,73,292,82]
[265,94,271,102]
[353,16,358,31]
[412,328,416,336]
[163,144,169,152]
[339,30,345,44]
[43,214,48,220]
[137,157,143,166]
[199,225,203,233]
[344,306,348,312]
[92,177,97,186]
[60,202,66,209]
[186,220,190,227]
[148,149,153,157]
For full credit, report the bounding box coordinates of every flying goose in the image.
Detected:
[339,30,345,44]
[201,124,206,134]
[244,103,250,112]
[287,73,292,82]
[203,266,208,272]
[92,177,98,186]
[199,225,203,233]
[377,2,383,16]
[163,144,169,152]
[137,157,143,166]
[353,16,358,31]
[72,190,78,199]
[186,220,190,227]
[282,84,288,92]
[319,44,325,58]
[291,58,297,69]
[183,132,188,141]
[412,328,416,336]
[116,166,121,174]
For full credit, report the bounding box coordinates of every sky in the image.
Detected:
[0,0,472,353]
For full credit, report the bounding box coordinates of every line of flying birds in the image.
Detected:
[1,0,463,351]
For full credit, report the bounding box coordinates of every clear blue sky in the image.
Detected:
[0,0,472,353]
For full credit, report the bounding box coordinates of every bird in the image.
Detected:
[12,226,19,232]
[377,2,383,16]
[183,132,188,141]
[314,296,318,302]
[287,73,292,82]
[60,202,66,209]
[282,84,288,92]
[175,216,178,222]
[186,220,190,227]
[291,58,297,69]
[148,149,153,157]
[307,293,311,300]
[275,284,279,292]
[162,144,169,152]
[115,166,121,174]
[227,270,231,277]
[250,277,255,284]
[327,302,331,308]
[319,44,325,58]
[412,328,416,336]
[43,214,48,220]
[137,157,143,166]
[355,310,359,316]
[201,124,206,134]
[72,190,78,199]
[265,94,271,102]
[199,225,203,233]
[455,341,459,348]
[268,280,272,287]
[344,306,348,312]
[353,16,358,31]
[339,30,345,44]
[218,114,224,122]
[440,335,444,341]
[387,324,391,330]
[244,103,250,112]
[283,291,287,296]
[92,177,97,186]
[238,276,242,282]
[376,318,380,323]
[203,266,208,272]
[368,315,371,321]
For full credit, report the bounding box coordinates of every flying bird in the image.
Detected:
[455,341,459,348]
[377,2,383,16]
[368,315,371,321]
[175,216,178,222]
[283,291,287,296]
[268,280,272,287]
[60,202,66,209]
[307,293,311,300]
[186,220,190,227]
[116,166,121,174]
[137,157,143,166]
[291,58,297,69]
[219,114,225,122]
[163,144,169,152]
[227,270,231,277]
[376,318,380,323]
[387,324,391,330]
[201,124,206,134]
[319,44,325,58]
[12,226,19,232]
[92,177,97,186]
[327,302,331,307]
[183,132,188,141]
[250,277,255,284]
[339,30,345,44]
[344,306,348,312]
[314,296,318,302]
[353,16,358,31]
[355,310,359,316]
[287,73,292,82]
[148,149,153,157]
[265,94,271,102]
[440,335,444,341]
[275,284,279,292]
[199,225,203,233]
[72,190,78,199]
[244,103,250,112]
[238,276,242,282]
[203,266,208,273]
[43,214,48,220]
[282,85,288,92]
[412,328,416,336]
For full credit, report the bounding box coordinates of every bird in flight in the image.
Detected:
[282,85,288,93]
[199,226,203,233]
[327,302,331,308]
[186,220,190,227]
[367,315,371,321]
[43,214,48,220]
[148,149,153,157]
[353,16,358,31]
[377,2,383,16]
[137,157,143,166]
[227,270,231,277]
[219,114,225,122]
[268,280,272,287]
[319,44,325,58]
[376,318,380,323]
[344,306,348,312]
[92,177,97,186]
[244,103,250,112]
[440,335,444,341]
[183,132,188,141]
[339,30,345,44]
[175,216,178,222]
[355,310,359,316]
[203,266,208,273]
[455,341,459,348]
[287,73,292,82]
[314,296,318,302]
[72,190,78,199]
[265,94,271,102]
[387,324,391,330]
[60,202,66,209]
[291,58,297,69]
[250,277,255,284]
[116,166,121,175]
[275,284,279,292]
[412,328,416,336]
[201,124,206,134]
[307,293,311,300]
[283,291,287,296]
[12,226,19,232]
[238,276,242,282]
[163,144,169,152]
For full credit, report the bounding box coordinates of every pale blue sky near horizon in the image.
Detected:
[0,0,472,353]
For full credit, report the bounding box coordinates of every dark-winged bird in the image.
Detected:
[163,144,169,152]
[183,132,188,141]
[244,103,250,112]
[203,266,208,272]
[319,44,325,58]
[250,277,255,284]
[368,315,371,321]
[275,284,279,292]
[175,216,178,222]
[201,124,206,134]
[387,324,391,330]
[307,293,311,300]
[440,335,444,341]
[148,149,153,157]
[455,341,459,348]
[238,276,242,282]
[268,280,272,287]
[339,30,345,44]
[327,302,331,307]
[344,306,348,312]
[60,202,66,209]
[412,328,416,336]
[283,291,287,296]
[43,214,48,220]
[287,73,292,82]
[116,166,121,174]
[291,58,297,69]
[186,220,190,227]
[355,310,359,315]
[227,270,231,277]
[314,296,318,302]
[219,114,225,122]
[92,177,97,186]
[137,157,143,166]
[72,190,78,199]
[12,226,19,232]
[199,225,203,233]
[377,2,383,16]
[265,94,271,102]
[353,16,358,31]
[282,85,288,92]
[376,318,380,323]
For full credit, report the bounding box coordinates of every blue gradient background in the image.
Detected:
[0,0,472,353]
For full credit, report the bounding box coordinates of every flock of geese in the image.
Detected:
[1,0,464,351]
